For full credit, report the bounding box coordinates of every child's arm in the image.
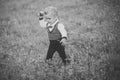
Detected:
[38,11,47,28]
[58,23,67,46]
[39,19,47,28]
[58,23,67,39]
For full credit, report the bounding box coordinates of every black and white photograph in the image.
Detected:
[0,0,120,80]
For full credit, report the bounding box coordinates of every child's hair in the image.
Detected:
[44,6,58,19]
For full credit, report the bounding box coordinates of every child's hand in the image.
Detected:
[60,38,67,46]
[38,11,45,20]
[39,11,44,16]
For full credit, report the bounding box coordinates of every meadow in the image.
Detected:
[0,0,120,80]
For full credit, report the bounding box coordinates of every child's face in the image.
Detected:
[44,13,57,24]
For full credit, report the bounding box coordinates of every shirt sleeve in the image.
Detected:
[39,19,47,28]
[58,23,67,39]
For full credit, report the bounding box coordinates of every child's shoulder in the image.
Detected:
[57,22,65,28]
[58,21,64,26]
[58,20,64,25]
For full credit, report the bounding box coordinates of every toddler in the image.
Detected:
[39,6,68,65]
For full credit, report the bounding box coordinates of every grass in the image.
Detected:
[0,0,120,80]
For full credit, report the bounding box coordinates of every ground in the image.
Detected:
[0,0,120,80]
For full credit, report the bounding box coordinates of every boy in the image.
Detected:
[39,6,68,65]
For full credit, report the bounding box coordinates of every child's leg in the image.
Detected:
[56,43,67,65]
[46,41,56,60]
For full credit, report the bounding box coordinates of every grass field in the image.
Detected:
[0,0,120,80]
